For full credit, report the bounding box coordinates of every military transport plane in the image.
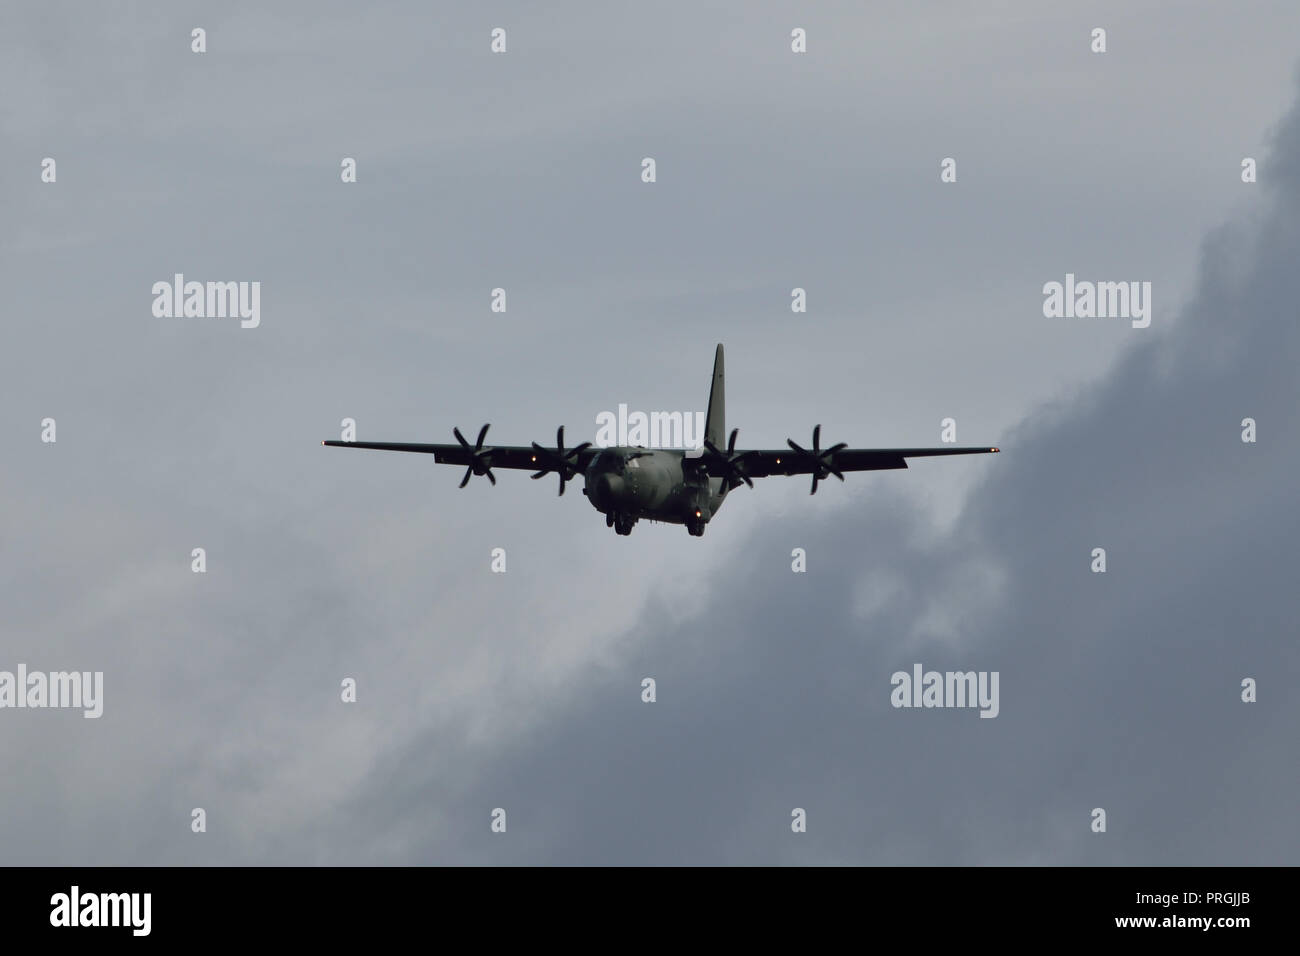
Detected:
[323,345,999,537]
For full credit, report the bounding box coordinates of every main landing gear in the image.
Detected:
[609,512,638,536]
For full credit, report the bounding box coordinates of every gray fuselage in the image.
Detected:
[582,447,727,526]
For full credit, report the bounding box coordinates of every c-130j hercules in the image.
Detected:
[323,345,999,537]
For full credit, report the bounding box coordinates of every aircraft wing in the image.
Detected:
[698,444,999,494]
[732,445,999,479]
[321,440,597,472]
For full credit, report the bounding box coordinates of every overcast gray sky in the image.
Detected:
[1,1,1296,864]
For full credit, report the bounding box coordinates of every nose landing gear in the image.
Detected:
[686,516,706,537]
[612,512,637,536]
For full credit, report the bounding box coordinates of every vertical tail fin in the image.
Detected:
[704,343,724,449]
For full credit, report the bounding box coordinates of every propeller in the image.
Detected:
[454,424,496,487]
[785,424,847,495]
[529,426,592,496]
[702,427,756,489]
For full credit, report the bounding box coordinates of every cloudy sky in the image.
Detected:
[2,1,1297,864]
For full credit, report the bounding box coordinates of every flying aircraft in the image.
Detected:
[322,344,999,536]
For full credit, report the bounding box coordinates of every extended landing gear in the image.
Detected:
[612,512,637,536]
[686,517,706,537]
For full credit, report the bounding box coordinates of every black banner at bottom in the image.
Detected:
[0,866,1277,942]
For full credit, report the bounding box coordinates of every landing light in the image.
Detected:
[695,510,701,517]
[775,457,781,465]
[991,448,999,453]
[531,455,537,462]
